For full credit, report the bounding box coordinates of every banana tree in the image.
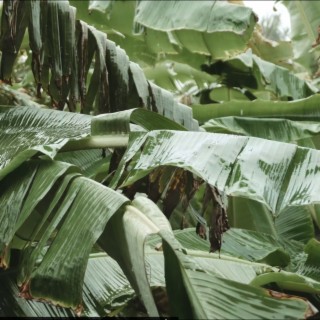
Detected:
[1,0,320,318]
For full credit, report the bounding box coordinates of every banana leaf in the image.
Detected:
[134,1,256,60]
[202,116,320,148]
[0,251,165,317]
[112,130,320,242]
[127,196,316,319]
[201,49,316,100]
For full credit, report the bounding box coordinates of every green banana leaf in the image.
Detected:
[99,200,163,316]
[69,0,301,101]
[201,49,316,100]
[1,164,318,319]
[0,273,77,317]
[170,228,290,267]
[5,227,318,319]
[71,0,297,73]
[0,106,91,180]
[0,1,30,82]
[295,238,320,282]
[0,105,186,314]
[54,149,111,181]
[134,1,256,60]
[0,251,165,317]
[202,116,320,148]
[112,130,320,243]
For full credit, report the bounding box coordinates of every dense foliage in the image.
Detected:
[1,0,320,318]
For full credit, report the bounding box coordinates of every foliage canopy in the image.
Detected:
[1,0,320,318]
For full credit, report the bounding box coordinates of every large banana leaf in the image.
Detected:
[99,200,163,316]
[1,152,318,318]
[71,0,296,72]
[0,106,91,179]
[112,130,320,242]
[169,228,290,267]
[133,1,256,60]
[5,224,318,318]
[68,0,300,99]
[1,161,169,315]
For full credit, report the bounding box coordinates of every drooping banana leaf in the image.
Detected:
[69,0,298,100]
[6,226,318,319]
[0,1,199,129]
[0,105,190,314]
[295,238,320,282]
[1,178,318,318]
[88,231,320,318]
[99,204,159,316]
[0,272,77,317]
[0,158,130,311]
[53,149,111,181]
[0,1,30,82]
[84,251,166,316]
[0,106,189,181]
[0,106,91,180]
[112,130,320,243]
